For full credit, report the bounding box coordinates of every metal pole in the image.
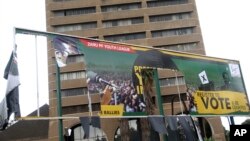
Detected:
[19,115,165,120]
[153,69,167,141]
[153,69,164,115]
[35,35,40,117]
[12,27,17,121]
[56,65,64,141]
[174,70,183,115]
[229,116,235,125]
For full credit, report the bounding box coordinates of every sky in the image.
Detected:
[0,0,47,116]
[195,0,250,129]
[0,0,249,129]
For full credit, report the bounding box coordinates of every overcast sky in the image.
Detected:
[0,0,249,129]
[0,0,47,116]
[196,0,250,128]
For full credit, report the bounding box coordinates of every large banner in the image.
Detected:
[79,38,249,116]
[16,28,250,116]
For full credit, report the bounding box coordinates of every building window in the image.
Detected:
[61,88,88,97]
[147,0,188,7]
[69,124,107,141]
[54,7,96,17]
[60,71,86,80]
[66,54,85,64]
[103,17,143,28]
[151,27,193,38]
[159,76,186,87]
[62,103,100,115]
[101,3,141,12]
[54,22,97,32]
[155,43,197,52]
[104,32,146,42]
[161,93,187,103]
[149,12,191,22]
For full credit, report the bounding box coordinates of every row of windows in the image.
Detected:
[149,12,191,22]
[156,43,197,52]
[101,2,141,12]
[53,12,191,32]
[101,12,191,28]
[147,0,188,7]
[161,93,187,104]
[159,76,186,87]
[61,88,88,97]
[53,3,141,17]
[66,54,84,64]
[53,0,188,15]
[60,71,86,80]
[54,22,97,32]
[54,7,96,17]
[152,27,193,38]
[103,17,143,28]
[104,32,146,42]
[103,27,193,42]
[62,103,100,115]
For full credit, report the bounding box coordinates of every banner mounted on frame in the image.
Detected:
[15,28,250,116]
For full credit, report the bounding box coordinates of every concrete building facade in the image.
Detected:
[45,0,226,141]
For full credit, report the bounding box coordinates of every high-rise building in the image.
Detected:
[46,0,226,141]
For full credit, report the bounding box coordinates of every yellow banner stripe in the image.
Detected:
[194,91,249,114]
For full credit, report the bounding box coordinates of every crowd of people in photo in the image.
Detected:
[87,71,146,112]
